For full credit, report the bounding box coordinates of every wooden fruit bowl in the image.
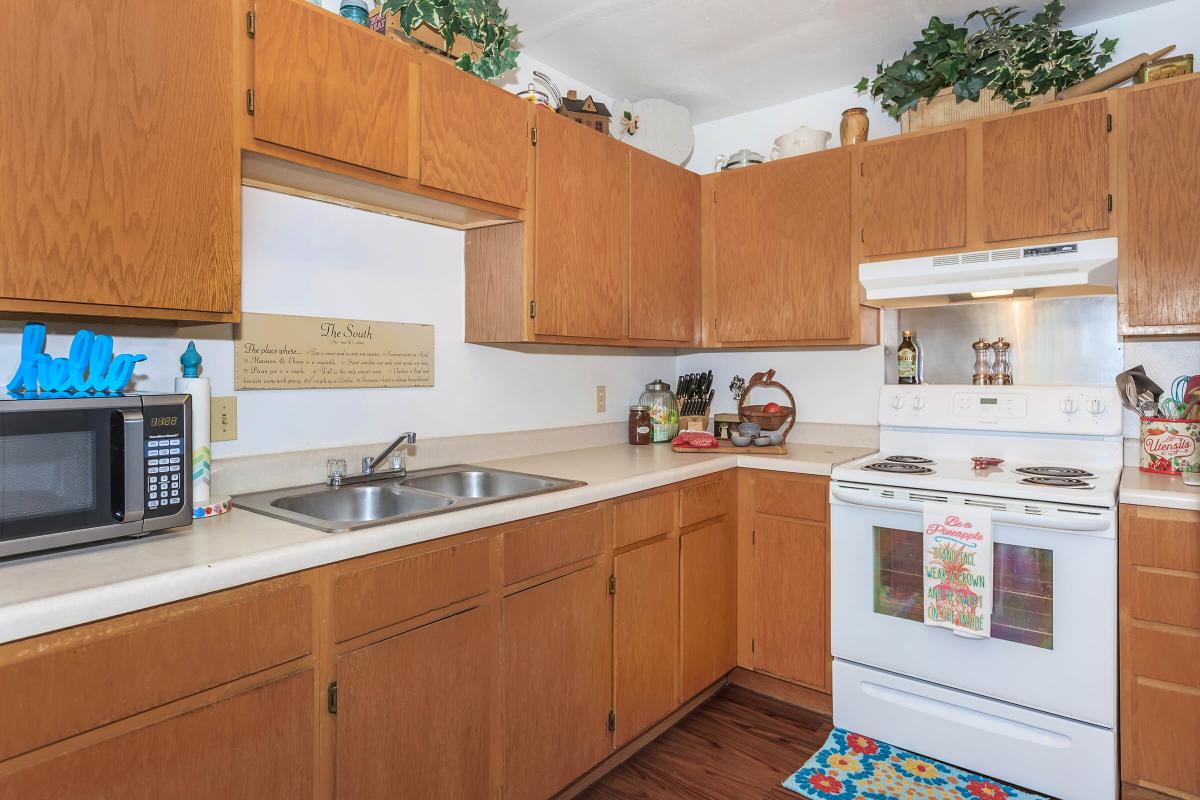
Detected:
[737,369,796,441]
[739,405,793,430]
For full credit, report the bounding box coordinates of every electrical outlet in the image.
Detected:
[595,385,607,413]
[211,396,238,442]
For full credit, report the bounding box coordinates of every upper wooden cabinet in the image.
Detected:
[0,0,240,321]
[533,108,630,339]
[253,0,417,177]
[981,97,1110,243]
[420,59,530,208]
[630,149,700,342]
[711,149,854,343]
[861,128,968,257]
[1119,75,1200,335]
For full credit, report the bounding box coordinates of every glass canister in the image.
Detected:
[972,338,993,385]
[339,0,370,25]
[639,380,678,443]
[991,337,1013,385]
[628,405,651,446]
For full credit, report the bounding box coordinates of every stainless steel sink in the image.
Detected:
[233,465,584,533]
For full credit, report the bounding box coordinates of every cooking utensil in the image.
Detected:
[1116,366,1165,412]
[1137,390,1159,418]
[1171,374,1196,404]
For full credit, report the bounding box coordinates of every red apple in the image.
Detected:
[762,402,782,413]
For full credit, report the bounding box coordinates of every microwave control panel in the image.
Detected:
[144,407,188,517]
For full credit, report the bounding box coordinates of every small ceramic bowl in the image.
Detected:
[753,435,771,446]
[731,434,752,447]
[767,431,783,446]
[738,422,761,437]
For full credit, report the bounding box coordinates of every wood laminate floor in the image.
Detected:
[580,684,833,800]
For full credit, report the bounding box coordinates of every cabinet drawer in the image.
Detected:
[1131,566,1200,629]
[1125,679,1200,796]
[0,581,311,761]
[1130,622,1200,688]
[612,490,675,549]
[1127,506,1200,571]
[680,478,727,528]
[754,474,827,522]
[502,506,604,585]
[335,538,490,642]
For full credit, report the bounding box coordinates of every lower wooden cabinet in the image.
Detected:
[501,563,611,800]
[0,670,315,800]
[613,537,679,746]
[1119,503,1200,799]
[679,519,738,699]
[335,608,491,799]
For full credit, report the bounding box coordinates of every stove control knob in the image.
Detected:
[911,395,926,410]
[1087,398,1106,416]
[1061,398,1079,415]
[890,395,905,410]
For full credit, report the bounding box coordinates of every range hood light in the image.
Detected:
[970,289,1015,299]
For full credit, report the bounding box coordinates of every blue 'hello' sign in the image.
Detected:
[7,323,147,395]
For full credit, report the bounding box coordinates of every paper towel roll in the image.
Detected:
[175,375,211,506]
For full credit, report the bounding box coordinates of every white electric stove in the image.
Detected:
[830,385,1122,800]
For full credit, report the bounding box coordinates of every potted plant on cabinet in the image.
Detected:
[856,1,1118,132]
[378,0,520,79]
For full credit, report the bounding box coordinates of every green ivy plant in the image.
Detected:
[381,0,520,80]
[856,1,1117,120]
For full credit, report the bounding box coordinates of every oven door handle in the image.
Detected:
[830,487,1112,532]
[117,409,145,524]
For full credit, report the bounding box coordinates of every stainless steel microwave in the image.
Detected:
[0,393,192,558]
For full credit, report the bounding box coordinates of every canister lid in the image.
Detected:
[629,404,649,411]
[645,380,670,391]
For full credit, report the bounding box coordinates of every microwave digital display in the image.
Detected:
[150,416,178,428]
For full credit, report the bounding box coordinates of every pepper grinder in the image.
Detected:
[972,338,993,386]
[990,337,1013,385]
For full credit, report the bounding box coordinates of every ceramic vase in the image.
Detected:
[840,107,870,145]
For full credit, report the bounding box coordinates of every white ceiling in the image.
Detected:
[506,0,1166,122]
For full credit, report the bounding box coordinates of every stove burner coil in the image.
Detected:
[884,455,935,465]
[864,462,934,475]
[1015,466,1097,480]
[1020,476,1093,489]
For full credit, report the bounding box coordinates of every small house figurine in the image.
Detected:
[558,89,612,135]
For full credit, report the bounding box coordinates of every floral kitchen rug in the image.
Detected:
[782,728,1053,800]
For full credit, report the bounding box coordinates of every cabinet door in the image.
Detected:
[861,128,967,257]
[533,109,629,339]
[752,516,828,689]
[713,150,852,342]
[0,0,238,315]
[1121,78,1200,332]
[502,563,611,800]
[0,671,313,799]
[421,61,530,208]
[613,538,678,746]
[335,609,489,800]
[981,98,1110,242]
[630,150,700,342]
[680,520,737,699]
[254,0,414,177]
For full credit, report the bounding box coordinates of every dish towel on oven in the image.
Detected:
[923,504,992,638]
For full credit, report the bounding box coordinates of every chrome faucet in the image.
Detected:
[362,431,417,477]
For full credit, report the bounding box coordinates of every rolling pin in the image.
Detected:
[1058,45,1175,99]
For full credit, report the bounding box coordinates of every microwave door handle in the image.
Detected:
[831,487,1112,533]
[117,409,145,524]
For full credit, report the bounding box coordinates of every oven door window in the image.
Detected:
[0,409,120,542]
[874,526,1054,649]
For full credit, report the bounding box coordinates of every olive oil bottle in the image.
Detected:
[898,330,920,384]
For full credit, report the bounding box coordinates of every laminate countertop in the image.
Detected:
[1119,466,1200,512]
[0,441,875,646]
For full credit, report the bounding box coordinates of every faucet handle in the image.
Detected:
[390,451,407,472]
[326,458,347,486]
[362,456,376,474]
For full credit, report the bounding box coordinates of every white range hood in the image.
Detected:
[859,237,1118,305]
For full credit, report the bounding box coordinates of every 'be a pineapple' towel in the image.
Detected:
[923,504,992,638]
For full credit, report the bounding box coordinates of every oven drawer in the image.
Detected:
[833,660,1117,800]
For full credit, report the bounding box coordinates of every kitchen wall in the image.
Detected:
[0,188,674,459]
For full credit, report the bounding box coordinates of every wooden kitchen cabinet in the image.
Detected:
[0,0,240,321]
[1119,74,1200,335]
[335,608,490,799]
[745,472,830,691]
[420,59,531,209]
[860,128,968,257]
[0,670,315,799]
[532,107,630,340]
[501,563,611,800]
[1119,503,1200,800]
[613,537,679,746]
[710,149,854,343]
[253,0,417,178]
[680,519,737,700]
[630,149,701,342]
[980,97,1110,243]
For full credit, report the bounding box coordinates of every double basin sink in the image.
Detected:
[233,465,584,533]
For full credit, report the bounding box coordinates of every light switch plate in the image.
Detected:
[211,396,238,442]
[595,385,607,413]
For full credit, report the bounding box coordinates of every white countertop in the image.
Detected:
[1119,466,1200,511]
[0,441,874,646]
